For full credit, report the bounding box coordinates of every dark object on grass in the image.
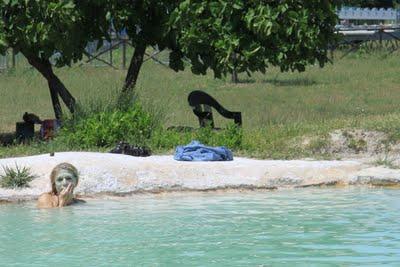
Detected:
[0,133,15,146]
[16,112,43,142]
[109,141,151,157]
[188,90,242,128]
[23,112,43,124]
[40,119,61,140]
[16,122,34,141]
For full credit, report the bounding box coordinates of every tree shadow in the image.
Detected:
[0,131,43,146]
[0,132,15,146]
[236,77,317,86]
[235,78,257,84]
[263,78,317,86]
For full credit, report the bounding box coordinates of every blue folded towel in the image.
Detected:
[174,140,233,161]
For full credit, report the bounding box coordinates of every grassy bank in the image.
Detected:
[1,50,400,159]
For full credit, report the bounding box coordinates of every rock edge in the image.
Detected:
[0,152,399,202]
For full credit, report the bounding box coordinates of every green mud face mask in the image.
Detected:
[55,170,78,193]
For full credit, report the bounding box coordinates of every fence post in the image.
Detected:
[109,41,113,67]
[122,39,127,70]
[5,50,9,69]
[231,53,238,83]
[12,49,16,68]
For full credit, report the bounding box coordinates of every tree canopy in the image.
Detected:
[110,0,338,90]
[1,0,339,117]
[170,0,338,79]
[110,0,180,91]
[0,0,109,118]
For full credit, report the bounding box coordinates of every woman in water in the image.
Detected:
[37,162,81,208]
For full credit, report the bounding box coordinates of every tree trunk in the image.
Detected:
[122,42,146,93]
[23,53,76,119]
[48,74,76,115]
[48,82,63,120]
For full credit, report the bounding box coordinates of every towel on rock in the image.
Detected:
[174,140,233,161]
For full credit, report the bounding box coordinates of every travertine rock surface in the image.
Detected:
[0,152,399,201]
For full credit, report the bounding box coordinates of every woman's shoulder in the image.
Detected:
[38,192,53,201]
[37,192,58,208]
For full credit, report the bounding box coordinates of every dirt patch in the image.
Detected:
[329,129,388,154]
[303,129,390,158]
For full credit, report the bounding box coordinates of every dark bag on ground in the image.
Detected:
[109,141,151,157]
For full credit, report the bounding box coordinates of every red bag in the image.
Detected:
[40,119,61,140]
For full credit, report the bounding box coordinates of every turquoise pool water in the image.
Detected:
[1,188,400,266]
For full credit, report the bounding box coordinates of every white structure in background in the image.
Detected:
[336,7,400,44]
[338,7,400,23]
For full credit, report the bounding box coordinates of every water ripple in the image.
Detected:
[1,188,400,266]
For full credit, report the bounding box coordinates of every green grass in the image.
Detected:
[1,49,400,159]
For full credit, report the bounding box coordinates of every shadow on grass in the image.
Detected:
[236,78,317,87]
[0,132,15,146]
[0,131,41,146]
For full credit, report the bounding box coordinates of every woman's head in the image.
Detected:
[50,163,79,194]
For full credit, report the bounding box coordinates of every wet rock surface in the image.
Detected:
[0,152,399,201]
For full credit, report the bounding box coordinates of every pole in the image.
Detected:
[12,49,16,68]
[231,53,238,83]
[122,40,127,70]
[109,40,113,67]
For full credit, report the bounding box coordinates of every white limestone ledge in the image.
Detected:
[0,152,399,202]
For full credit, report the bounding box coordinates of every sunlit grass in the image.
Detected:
[1,49,400,158]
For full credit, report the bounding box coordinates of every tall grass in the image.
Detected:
[57,91,160,148]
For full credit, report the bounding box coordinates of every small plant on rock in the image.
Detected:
[375,155,399,169]
[0,164,36,188]
[307,136,330,154]
[348,138,367,153]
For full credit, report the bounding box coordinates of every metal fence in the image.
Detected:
[0,50,12,70]
[0,54,6,70]
[0,37,170,72]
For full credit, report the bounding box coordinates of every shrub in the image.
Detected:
[54,90,242,152]
[58,102,158,148]
[150,128,192,151]
[0,164,36,188]
[194,123,243,149]
[219,123,243,149]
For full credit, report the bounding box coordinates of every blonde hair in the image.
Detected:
[50,162,79,195]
